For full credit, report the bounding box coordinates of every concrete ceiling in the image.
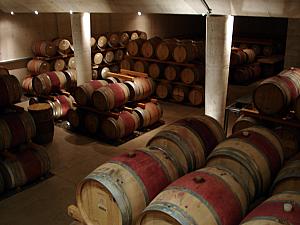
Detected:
[0,0,299,18]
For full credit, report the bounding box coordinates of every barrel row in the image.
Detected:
[156,82,204,106]
[230,47,256,66]
[27,57,76,75]
[31,69,77,96]
[32,38,73,57]
[127,37,205,63]
[68,101,162,140]
[74,77,155,109]
[236,42,284,57]
[96,30,147,49]
[229,63,261,85]
[121,58,204,85]
[91,49,126,65]
[75,115,225,225]
[0,111,36,151]
[253,67,300,115]
[0,143,51,194]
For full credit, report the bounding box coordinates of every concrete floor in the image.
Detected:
[0,102,204,225]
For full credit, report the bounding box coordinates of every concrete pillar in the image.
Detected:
[71,12,92,85]
[205,15,234,127]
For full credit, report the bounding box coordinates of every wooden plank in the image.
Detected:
[120,69,148,78]
[106,72,135,81]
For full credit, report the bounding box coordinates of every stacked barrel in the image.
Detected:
[69,71,160,140]
[73,115,226,225]
[0,70,51,195]
[92,30,147,80]
[229,47,261,85]
[124,37,205,106]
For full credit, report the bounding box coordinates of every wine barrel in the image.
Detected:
[127,39,145,57]
[232,115,260,134]
[243,48,256,64]
[207,126,284,201]
[32,71,67,95]
[130,31,139,40]
[251,45,261,56]
[239,43,248,49]
[101,111,139,139]
[98,67,110,79]
[92,83,130,111]
[54,59,66,71]
[90,37,97,49]
[93,53,103,65]
[270,153,300,194]
[64,69,77,92]
[119,32,130,47]
[164,65,179,81]
[67,57,76,69]
[114,49,124,61]
[148,63,162,79]
[105,77,123,84]
[0,144,50,189]
[74,80,108,106]
[139,102,163,127]
[107,33,120,48]
[141,37,162,58]
[0,66,9,76]
[28,103,54,144]
[172,40,198,63]
[231,66,254,84]
[230,48,247,65]
[27,59,51,75]
[240,192,300,225]
[274,127,300,160]
[155,39,177,61]
[53,38,72,55]
[120,59,132,70]
[50,94,75,119]
[22,76,35,95]
[103,51,114,64]
[188,87,204,106]
[253,67,300,115]
[32,40,57,57]
[76,147,180,225]
[84,112,100,134]
[133,60,149,73]
[172,86,189,102]
[67,109,84,129]
[262,45,274,56]
[137,166,248,225]
[124,77,155,101]
[97,35,108,49]
[0,111,36,151]
[156,82,172,99]
[0,74,22,107]
[148,115,225,174]
[139,31,147,40]
[180,67,202,84]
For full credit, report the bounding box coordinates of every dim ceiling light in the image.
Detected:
[10,11,14,15]
[137,11,142,16]
[34,10,39,15]
[70,10,73,14]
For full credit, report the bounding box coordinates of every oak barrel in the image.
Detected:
[164,65,179,81]
[148,115,225,174]
[93,53,103,65]
[28,103,54,144]
[97,35,108,49]
[124,77,155,101]
[156,82,172,99]
[67,109,84,129]
[188,87,204,106]
[0,74,22,107]
[141,37,162,58]
[54,59,66,71]
[243,48,256,64]
[32,40,57,57]
[230,48,247,65]
[137,166,248,225]
[148,63,163,79]
[120,59,132,70]
[50,94,75,119]
[114,49,124,61]
[107,33,120,48]
[240,192,300,225]
[155,39,177,61]
[103,51,114,64]
[53,38,72,55]
[180,67,202,84]
[84,112,100,134]
[76,147,180,225]
[231,115,260,134]
[74,80,108,106]
[172,40,198,63]
[0,144,50,189]
[67,57,76,69]
[127,39,145,57]
[270,153,300,195]
[133,61,149,73]
[253,67,300,115]
[207,126,284,201]
[27,59,51,75]
[172,86,189,102]
[119,32,130,47]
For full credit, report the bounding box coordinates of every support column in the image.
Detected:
[71,12,92,86]
[205,15,234,127]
